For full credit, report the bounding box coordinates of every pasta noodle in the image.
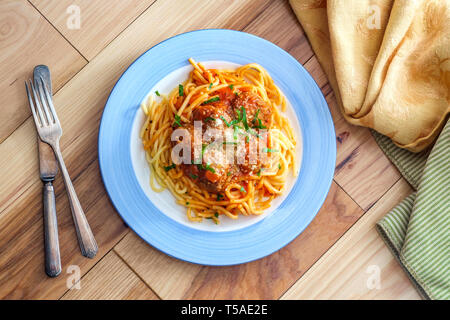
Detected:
[140,58,297,224]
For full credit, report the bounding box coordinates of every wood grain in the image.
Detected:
[0,0,86,143]
[0,160,128,299]
[0,0,272,299]
[114,182,364,299]
[29,0,156,61]
[325,91,402,209]
[0,0,417,300]
[62,251,158,300]
[242,0,401,211]
[281,179,420,300]
[243,0,314,64]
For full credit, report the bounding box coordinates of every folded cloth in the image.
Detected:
[290,0,450,299]
[376,120,449,300]
[290,0,449,152]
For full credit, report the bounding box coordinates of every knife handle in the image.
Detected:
[43,181,61,277]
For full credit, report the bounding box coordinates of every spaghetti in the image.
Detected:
[140,58,297,223]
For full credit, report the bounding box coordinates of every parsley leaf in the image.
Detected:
[205,163,215,173]
[178,84,184,96]
[262,147,279,153]
[202,97,220,105]
[241,106,249,131]
[220,116,232,127]
[164,164,176,171]
[173,114,182,127]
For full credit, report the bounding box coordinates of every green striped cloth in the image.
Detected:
[373,119,450,300]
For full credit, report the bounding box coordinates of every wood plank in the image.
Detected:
[243,0,331,102]
[243,0,314,64]
[281,178,420,300]
[0,160,128,299]
[326,91,402,210]
[114,182,364,299]
[0,0,86,143]
[29,0,156,61]
[243,0,399,210]
[0,0,272,218]
[62,251,158,300]
[0,0,272,299]
[334,130,401,210]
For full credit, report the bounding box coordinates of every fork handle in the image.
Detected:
[52,142,98,259]
[43,181,61,277]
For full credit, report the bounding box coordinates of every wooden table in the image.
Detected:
[0,0,420,300]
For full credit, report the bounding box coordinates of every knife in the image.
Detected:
[34,65,61,278]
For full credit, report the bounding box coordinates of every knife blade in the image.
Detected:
[34,65,61,277]
[34,65,58,180]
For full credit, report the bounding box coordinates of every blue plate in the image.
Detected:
[98,29,335,266]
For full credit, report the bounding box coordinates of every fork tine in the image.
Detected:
[30,80,48,127]
[35,77,52,126]
[39,76,60,125]
[25,80,42,128]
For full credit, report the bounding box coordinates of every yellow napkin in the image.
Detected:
[290,0,449,152]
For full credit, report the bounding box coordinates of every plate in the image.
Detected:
[98,29,336,265]
[131,60,303,232]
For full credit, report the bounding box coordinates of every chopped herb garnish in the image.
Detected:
[164,164,176,171]
[213,219,218,225]
[278,163,282,170]
[233,125,239,139]
[227,172,232,176]
[245,136,249,143]
[205,163,216,173]
[204,117,216,122]
[235,109,242,121]
[201,144,208,156]
[240,186,247,193]
[241,106,249,131]
[256,118,267,129]
[155,90,160,96]
[223,141,238,145]
[186,202,190,205]
[256,169,262,177]
[214,212,219,218]
[252,109,266,129]
[178,84,184,96]
[202,96,220,105]
[247,128,261,138]
[209,83,213,89]
[189,173,198,179]
[173,114,182,127]
[228,84,234,90]
[262,147,279,153]
[220,116,232,127]
[217,193,224,201]
[253,109,260,123]
[235,92,239,96]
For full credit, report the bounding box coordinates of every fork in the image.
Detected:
[25,77,98,259]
